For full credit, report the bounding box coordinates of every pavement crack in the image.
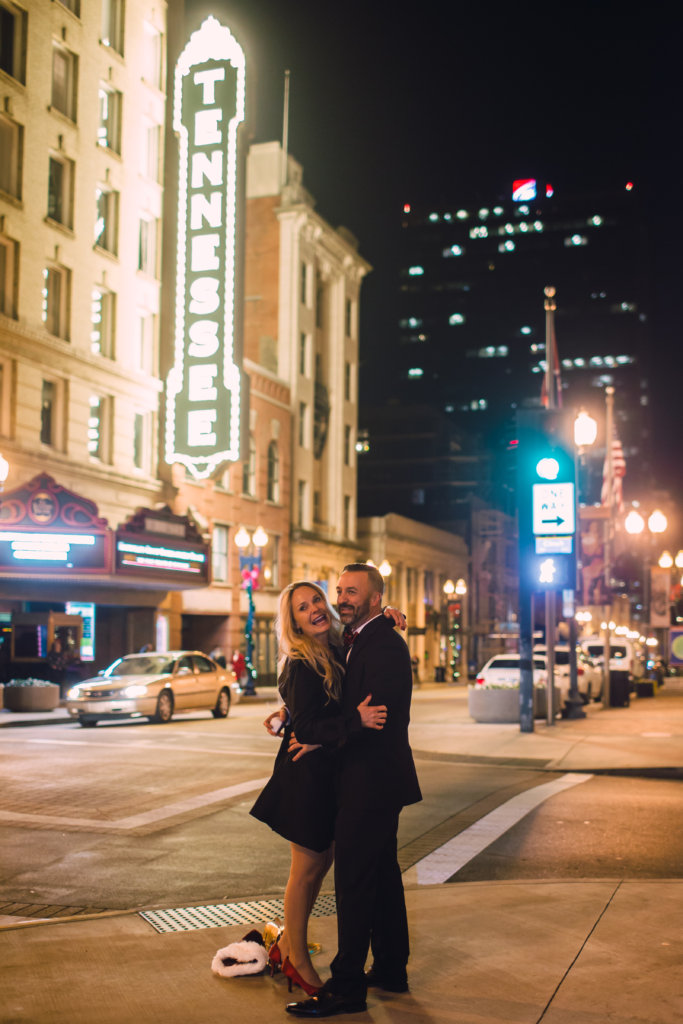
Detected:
[535,879,623,1023]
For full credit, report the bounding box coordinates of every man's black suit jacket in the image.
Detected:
[339,614,422,811]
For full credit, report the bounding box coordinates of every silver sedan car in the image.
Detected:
[65,651,241,727]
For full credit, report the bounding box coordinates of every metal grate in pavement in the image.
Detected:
[139,893,337,934]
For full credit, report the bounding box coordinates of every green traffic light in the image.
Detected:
[536,457,560,480]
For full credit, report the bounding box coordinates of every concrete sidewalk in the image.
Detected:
[1,679,681,1022]
[1,879,680,1022]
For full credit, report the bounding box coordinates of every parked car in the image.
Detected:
[65,651,241,727]
[579,637,641,676]
[475,653,550,688]
[533,645,603,703]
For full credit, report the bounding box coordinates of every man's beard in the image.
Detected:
[337,597,371,628]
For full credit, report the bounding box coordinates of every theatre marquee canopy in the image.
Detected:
[0,476,209,590]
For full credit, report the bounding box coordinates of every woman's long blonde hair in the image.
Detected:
[275,581,344,702]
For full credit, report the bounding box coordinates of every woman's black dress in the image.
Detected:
[250,655,349,853]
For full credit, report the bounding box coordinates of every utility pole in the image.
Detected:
[603,385,615,707]
[543,287,557,725]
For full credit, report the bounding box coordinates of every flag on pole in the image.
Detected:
[540,317,563,409]
[601,427,626,512]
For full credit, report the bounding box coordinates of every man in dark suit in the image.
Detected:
[286,563,422,1018]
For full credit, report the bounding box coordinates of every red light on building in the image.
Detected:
[403,203,411,213]
[545,183,554,197]
[625,182,634,191]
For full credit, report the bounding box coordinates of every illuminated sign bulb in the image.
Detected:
[539,558,557,584]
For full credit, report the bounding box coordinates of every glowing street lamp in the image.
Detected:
[573,410,598,449]
[378,559,392,578]
[624,509,645,535]
[658,551,674,570]
[648,509,667,534]
[234,525,268,695]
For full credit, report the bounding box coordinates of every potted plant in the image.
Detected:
[3,678,60,712]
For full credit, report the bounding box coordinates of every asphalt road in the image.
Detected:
[0,697,681,921]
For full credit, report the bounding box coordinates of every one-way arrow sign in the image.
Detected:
[532,482,575,536]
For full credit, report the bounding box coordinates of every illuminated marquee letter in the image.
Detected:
[165,16,245,479]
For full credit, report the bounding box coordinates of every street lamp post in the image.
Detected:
[234,525,268,696]
[567,409,598,719]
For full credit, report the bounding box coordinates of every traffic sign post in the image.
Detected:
[516,408,578,731]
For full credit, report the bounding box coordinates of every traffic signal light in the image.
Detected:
[516,409,577,591]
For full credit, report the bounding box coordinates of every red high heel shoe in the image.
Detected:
[282,957,322,996]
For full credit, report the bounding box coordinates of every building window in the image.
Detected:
[344,361,351,401]
[300,262,308,305]
[91,287,115,357]
[101,0,124,55]
[133,411,152,471]
[142,122,161,181]
[51,45,78,121]
[211,524,228,583]
[142,22,162,89]
[0,234,18,318]
[40,380,57,445]
[345,298,353,337]
[88,394,110,461]
[94,186,119,254]
[297,480,307,528]
[0,359,11,436]
[298,402,307,448]
[47,155,74,228]
[299,332,308,375]
[344,424,351,465]
[0,115,22,199]
[313,490,321,524]
[138,216,158,276]
[133,412,144,468]
[0,2,27,82]
[242,434,256,496]
[424,571,435,606]
[315,275,324,329]
[133,310,155,372]
[56,0,81,14]
[42,265,70,339]
[267,440,280,503]
[97,86,122,153]
[259,534,279,589]
[343,495,351,537]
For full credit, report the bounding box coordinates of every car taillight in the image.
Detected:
[475,676,485,685]
[578,666,584,675]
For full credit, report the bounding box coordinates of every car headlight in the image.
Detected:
[123,684,148,698]
[66,686,81,700]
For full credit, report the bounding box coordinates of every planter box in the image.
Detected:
[533,686,563,719]
[468,685,562,723]
[3,684,60,712]
[468,685,520,723]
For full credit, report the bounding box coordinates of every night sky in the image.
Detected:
[186,1,679,495]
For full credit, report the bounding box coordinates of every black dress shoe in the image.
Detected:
[285,991,367,1017]
[365,967,409,993]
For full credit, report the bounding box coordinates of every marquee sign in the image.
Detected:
[166,16,247,479]
[0,474,112,573]
[115,506,210,585]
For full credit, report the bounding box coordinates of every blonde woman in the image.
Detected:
[250,581,395,997]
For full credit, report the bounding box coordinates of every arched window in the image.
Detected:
[267,440,279,502]
[242,435,256,496]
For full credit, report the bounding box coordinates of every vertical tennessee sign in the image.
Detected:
[166,17,246,479]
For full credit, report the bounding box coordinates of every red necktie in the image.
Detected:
[343,627,357,649]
